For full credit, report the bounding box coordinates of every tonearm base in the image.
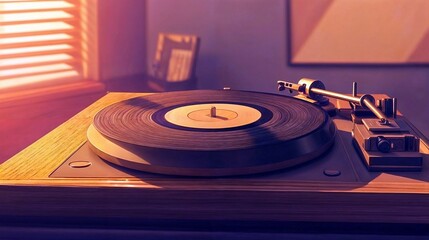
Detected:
[277,78,423,172]
[352,118,422,171]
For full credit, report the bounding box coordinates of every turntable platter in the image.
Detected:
[88,90,336,176]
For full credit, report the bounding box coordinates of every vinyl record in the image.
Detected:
[88,90,336,176]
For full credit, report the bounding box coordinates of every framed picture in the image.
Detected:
[288,0,429,65]
[149,33,200,91]
[153,33,199,82]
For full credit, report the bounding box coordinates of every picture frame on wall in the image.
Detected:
[288,0,429,65]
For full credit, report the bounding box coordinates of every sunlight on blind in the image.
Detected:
[0,44,72,56]
[1,22,74,34]
[0,63,73,77]
[1,11,73,23]
[0,33,72,45]
[0,0,81,89]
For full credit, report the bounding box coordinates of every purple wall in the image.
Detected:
[145,0,429,137]
[98,0,147,80]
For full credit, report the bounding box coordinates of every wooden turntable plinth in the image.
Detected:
[0,92,428,236]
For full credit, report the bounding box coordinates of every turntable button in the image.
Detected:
[69,161,92,168]
[323,169,341,177]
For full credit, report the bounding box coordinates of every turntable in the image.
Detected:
[0,78,428,235]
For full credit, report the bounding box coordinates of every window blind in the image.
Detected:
[0,0,82,89]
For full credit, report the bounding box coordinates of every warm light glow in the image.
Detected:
[0,1,73,11]
[0,22,73,35]
[79,0,99,80]
[0,34,72,45]
[0,0,84,89]
[0,63,73,78]
[0,44,72,56]
[0,70,79,88]
[0,54,72,67]
[0,11,72,23]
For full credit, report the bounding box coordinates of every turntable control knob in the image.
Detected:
[377,136,391,153]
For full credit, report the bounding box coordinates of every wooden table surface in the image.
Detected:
[0,92,428,232]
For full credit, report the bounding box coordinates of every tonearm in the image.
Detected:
[277,78,394,125]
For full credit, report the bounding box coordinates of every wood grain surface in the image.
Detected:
[0,92,428,229]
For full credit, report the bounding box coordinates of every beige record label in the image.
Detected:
[164,103,262,129]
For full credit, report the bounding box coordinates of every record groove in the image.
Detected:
[93,90,329,151]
